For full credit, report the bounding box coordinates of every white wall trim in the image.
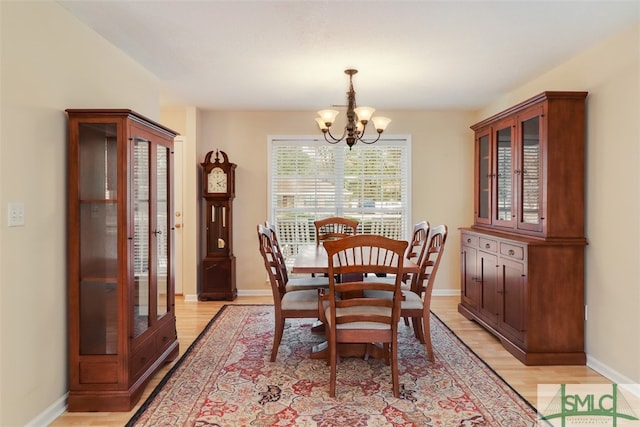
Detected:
[238,289,272,297]
[183,294,199,302]
[587,355,640,398]
[26,394,67,427]
[433,288,460,297]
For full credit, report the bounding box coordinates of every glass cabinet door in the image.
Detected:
[132,138,150,338]
[78,122,119,355]
[475,129,491,225]
[517,107,543,231]
[493,120,515,227]
[155,145,170,319]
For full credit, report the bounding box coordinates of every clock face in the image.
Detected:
[207,167,227,193]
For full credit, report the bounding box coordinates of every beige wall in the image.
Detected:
[1,2,165,426]
[195,110,474,297]
[480,24,640,383]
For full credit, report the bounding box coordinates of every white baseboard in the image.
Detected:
[183,293,199,302]
[433,288,461,297]
[26,394,67,427]
[586,355,640,398]
[238,289,272,297]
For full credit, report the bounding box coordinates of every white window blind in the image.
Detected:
[268,136,411,267]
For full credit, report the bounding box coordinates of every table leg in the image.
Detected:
[310,341,386,360]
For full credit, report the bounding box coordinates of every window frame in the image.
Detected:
[267,135,412,268]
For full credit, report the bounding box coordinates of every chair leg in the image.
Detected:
[411,316,425,343]
[403,316,409,326]
[381,343,390,365]
[390,340,399,398]
[424,314,434,362]
[271,316,285,362]
[329,334,337,397]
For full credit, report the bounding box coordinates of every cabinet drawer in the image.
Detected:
[79,360,119,384]
[130,336,156,379]
[461,233,478,247]
[155,320,177,353]
[479,237,497,252]
[500,242,524,260]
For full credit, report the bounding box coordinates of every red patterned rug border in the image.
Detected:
[126,304,238,426]
[428,310,538,413]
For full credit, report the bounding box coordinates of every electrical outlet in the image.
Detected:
[8,202,25,227]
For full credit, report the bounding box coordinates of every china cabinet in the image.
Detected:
[66,109,179,411]
[459,92,588,365]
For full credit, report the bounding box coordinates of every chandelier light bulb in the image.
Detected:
[371,116,392,132]
[354,106,375,123]
[317,109,339,127]
[315,117,329,131]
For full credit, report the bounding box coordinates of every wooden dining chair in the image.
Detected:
[365,220,430,286]
[314,217,359,245]
[398,224,448,361]
[265,221,329,291]
[363,221,429,327]
[319,234,408,397]
[257,224,321,361]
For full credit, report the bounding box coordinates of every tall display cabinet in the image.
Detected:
[66,109,179,411]
[458,92,588,365]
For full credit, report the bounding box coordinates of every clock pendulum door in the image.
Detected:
[208,204,227,253]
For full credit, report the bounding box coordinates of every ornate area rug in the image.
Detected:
[127,305,538,426]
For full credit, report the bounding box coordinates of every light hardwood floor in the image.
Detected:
[50,295,610,426]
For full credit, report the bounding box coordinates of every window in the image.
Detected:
[268,136,411,267]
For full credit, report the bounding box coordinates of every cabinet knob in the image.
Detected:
[485,243,490,249]
[467,238,472,243]
[508,249,515,256]
[175,223,182,229]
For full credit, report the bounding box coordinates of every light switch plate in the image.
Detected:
[8,202,25,227]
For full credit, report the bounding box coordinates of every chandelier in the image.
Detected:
[315,69,391,149]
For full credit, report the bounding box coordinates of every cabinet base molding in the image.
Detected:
[458,303,585,366]
[67,342,179,412]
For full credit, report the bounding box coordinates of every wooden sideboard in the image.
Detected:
[458,92,588,365]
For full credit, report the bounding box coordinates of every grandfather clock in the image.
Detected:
[200,150,237,300]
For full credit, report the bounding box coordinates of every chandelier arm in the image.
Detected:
[356,121,368,137]
[324,126,347,143]
[323,133,341,144]
[357,131,383,145]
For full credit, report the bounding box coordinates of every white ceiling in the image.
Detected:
[58,0,639,111]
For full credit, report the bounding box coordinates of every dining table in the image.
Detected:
[291,242,420,360]
[292,244,421,276]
